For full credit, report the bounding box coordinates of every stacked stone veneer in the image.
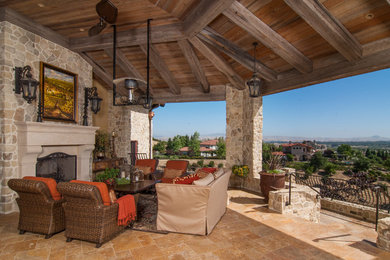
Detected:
[321,198,390,223]
[269,183,321,223]
[377,217,390,251]
[225,86,263,192]
[0,21,93,214]
[107,92,150,160]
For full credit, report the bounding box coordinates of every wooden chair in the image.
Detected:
[8,179,65,238]
[135,159,159,180]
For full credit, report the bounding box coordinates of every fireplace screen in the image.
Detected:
[36,152,77,182]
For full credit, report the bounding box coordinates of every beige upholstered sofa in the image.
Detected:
[156,169,231,235]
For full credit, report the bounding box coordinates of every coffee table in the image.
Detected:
[114,179,160,195]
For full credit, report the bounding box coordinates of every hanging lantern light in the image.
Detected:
[14,65,39,103]
[246,42,263,98]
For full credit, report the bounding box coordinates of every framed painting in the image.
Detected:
[40,62,78,123]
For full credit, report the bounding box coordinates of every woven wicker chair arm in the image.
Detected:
[8,179,53,201]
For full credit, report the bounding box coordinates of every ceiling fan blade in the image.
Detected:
[88,21,107,37]
[96,0,118,24]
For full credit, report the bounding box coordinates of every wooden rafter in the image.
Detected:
[104,48,152,95]
[189,36,245,90]
[199,27,277,81]
[223,1,313,74]
[153,85,226,103]
[265,47,390,95]
[79,52,113,89]
[178,39,210,93]
[70,23,184,52]
[284,0,361,62]
[139,44,181,95]
[0,7,69,48]
[182,0,235,37]
[363,37,390,57]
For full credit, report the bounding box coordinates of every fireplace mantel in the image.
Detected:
[15,122,99,181]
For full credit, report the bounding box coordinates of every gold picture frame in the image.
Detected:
[40,62,78,123]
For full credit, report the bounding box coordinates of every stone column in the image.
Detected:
[226,86,263,192]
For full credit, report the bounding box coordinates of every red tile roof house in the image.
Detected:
[200,139,218,157]
[282,143,314,161]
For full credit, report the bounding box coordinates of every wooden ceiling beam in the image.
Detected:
[182,0,235,37]
[363,37,390,56]
[178,39,210,93]
[265,47,390,95]
[0,7,69,48]
[223,1,312,74]
[139,44,181,95]
[199,27,277,81]
[104,48,153,95]
[79,52,113,89]
[189,36,245,90]
[153,85,226,103]
[70,23,184,52]
[284,0,361,62]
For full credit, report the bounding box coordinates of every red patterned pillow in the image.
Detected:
[173,173,200,184]
[200,167,217,173]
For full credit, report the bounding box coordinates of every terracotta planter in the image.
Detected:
[260,171,286,202]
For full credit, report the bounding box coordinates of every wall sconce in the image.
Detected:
[14,66,40,103]
[82,87,103,126]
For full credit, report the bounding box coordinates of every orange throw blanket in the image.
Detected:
[115,195,136,226]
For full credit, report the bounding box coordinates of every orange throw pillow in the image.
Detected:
[70,180,111,206]
[173,173,200,184]
[135,166,152,175]
[23,176,61,200]
[163,168,182,179]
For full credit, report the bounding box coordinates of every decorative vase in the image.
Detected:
[260,171,286,202]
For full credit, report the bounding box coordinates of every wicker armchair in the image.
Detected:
[8,179,65,238]
[57,182,125,248]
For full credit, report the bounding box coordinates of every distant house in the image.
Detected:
[200,139,218,157]
[282,143,314,161]
[303,140,327,151]
[179,146,189,155]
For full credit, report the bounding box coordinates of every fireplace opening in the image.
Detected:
[36,152,77,182]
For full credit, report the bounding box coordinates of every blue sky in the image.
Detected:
[153,68,390,138]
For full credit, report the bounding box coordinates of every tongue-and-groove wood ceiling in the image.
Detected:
[1,0,390,104]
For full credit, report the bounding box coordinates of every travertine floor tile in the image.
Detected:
[0,189,388,259]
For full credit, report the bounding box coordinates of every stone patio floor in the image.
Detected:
[1,189,390,259]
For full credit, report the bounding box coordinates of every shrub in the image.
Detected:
[353,158,370,173]
[218,163,224,168]
[324,163,337,175]
[286,154,294,162]
[197,160,204,167]
[208,161,215,167]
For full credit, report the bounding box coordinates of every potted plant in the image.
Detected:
[260,152,286,202]
[232,165,249,188]
[94,130,109,160]
[96,168,120,203]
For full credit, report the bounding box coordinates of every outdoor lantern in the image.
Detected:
[112,19,153,108]
[82,87,103,126]
[124,78,138,104]
[14,66,40,103]
[246,42,263,98]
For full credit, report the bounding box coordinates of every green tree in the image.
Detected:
[188,131,201,156]
[286,153,294,162]
[353,158,370,173]
[324,163,337,175]
[153,141,166,154]
[216,137,226,158]
[383,158,390,170]
[337,144,352,157]
[309,152,326,171]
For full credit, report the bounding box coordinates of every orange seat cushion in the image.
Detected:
[135,159,157,172]
[70,180,111,206]
[165,160,188,174]
[23,176,61,201]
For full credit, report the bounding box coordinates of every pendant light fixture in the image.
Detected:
[246,42,263,98]
[112,19,153,109]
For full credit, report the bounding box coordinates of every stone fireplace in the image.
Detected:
[15,122,98,181]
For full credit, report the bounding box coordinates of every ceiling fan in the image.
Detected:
[88,0,118,37]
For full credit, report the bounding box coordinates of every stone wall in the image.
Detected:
[106,92,151,161]
[268,183,321,223]
[321,198,390,223]
[0,21,93,214]
[377,217,390,251]
[225,86,263,193]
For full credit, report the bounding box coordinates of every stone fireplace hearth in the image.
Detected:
[15,122,98,181]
